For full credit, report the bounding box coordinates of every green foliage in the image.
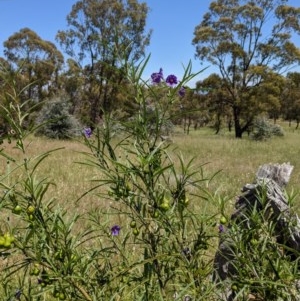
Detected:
[0,58,217,300]
[3,27,64,100]
[282,72,300,125]
[79,60,215,299]
[192,0,300,138]
[251,117,284,141]
[35,96,82,139]
[216,186,300,301]
[1,54,300,301]
[56,0,152,123]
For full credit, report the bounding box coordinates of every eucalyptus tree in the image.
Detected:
[0,57,15,133]
[62,58,85,116]
[193,0,300,138]
[196,73,233,134]
[255,71,285,123]
[177,87,196,134]
[56,0,151,126]
[282,72,300,127]
[3,28,64,101]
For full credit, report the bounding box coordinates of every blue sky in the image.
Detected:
[0,0,299,86]
[0,0,211,86]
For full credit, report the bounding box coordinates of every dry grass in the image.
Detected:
[1,121,300,218]
[1,136,98,211]
[173,124,300,196]
[1,121,300,300]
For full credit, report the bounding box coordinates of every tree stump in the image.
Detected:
[213,162,299,299]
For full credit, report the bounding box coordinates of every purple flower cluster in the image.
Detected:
[150,68,185,97]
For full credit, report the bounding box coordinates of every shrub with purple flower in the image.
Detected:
[0,58,217,300]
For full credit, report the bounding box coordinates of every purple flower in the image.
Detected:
[182,246,192,260]
[218,224,224,233]
[111,225,121,236]
[83,127,92,138]
[151,68,164,84]
[166,74,178,86]
[15,289,22,300]
[178,86,185,97]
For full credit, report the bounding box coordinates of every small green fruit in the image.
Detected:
[231,284,238,291]
[3,233,14,247]
[159,203,170,211]
[132,228,140,236]
[58,292,66,300]
[220,216,227,225]
[130,220,137,228]
[27,205,35,214]
[13,205,22,214]
[159,197,170,211]
[250,238,259,246]
[4,233,14,243]
[152,211,159,218]
[52,290,60,298]
[31,267,40,276]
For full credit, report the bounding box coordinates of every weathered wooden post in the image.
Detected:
[213,162,299,299]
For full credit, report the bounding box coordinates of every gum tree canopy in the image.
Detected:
[193,0,300,138]
[3,28,64,101]
[56,0,151,126]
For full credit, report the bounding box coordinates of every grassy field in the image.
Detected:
[174,124,300,198]
[1,120,300,300]
[2,120,300,216]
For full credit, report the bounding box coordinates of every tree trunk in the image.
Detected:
[214,114,221,134]
[186,117,192,135]
[227,117,232,132]
[233,107,243,138]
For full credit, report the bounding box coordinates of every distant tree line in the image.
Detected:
[0,0,299,139]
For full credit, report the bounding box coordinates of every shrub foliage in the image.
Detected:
[35,96,82,139]
[0,59,300,301]
[251,117,284,141]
